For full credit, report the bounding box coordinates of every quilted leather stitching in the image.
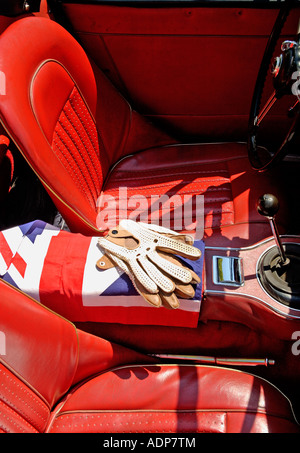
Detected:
[66,91,101,192]
[0,399,39,433]
[52,86,103,208]
[0,364,49,432]
[50,411,226,433]
[68,90,99,164]
[104,161,234,228]
[111,168,230,181]
[53,130,94,207]
[106,180,231,191]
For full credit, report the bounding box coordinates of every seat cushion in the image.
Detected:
[48,364,300,433]
[102,142,287,246]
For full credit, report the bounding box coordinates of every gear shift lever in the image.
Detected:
[256,194,300,307]
[256,194,289,266]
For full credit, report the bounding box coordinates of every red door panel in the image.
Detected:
[62,4,299,142]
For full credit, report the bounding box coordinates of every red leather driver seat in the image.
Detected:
[0,278,299,433]
[0,17,287,245]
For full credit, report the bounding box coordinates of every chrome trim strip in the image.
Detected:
[205,235,300,252]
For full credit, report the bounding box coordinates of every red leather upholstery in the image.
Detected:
[0,17,286,243]
[0,279,299,433]
[49,365,299,434]
[64,4,299,143]
[103,142,286,246]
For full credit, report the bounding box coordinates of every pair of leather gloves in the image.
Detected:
[97,220,201,309]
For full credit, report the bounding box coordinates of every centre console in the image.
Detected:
[202,194,300,338]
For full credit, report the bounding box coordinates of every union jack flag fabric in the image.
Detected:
[0,220,204,327]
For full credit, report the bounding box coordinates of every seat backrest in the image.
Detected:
[0,17,106,233]
[0,278,153,432]
[0,279,78,432]
[0,17,174,234]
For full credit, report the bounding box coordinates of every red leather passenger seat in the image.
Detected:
[0,17,286,244]
[0,279,299,433]
[103,142,282,246]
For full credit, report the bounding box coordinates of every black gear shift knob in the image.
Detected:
[256,193,279,218]
[257,194,289,266]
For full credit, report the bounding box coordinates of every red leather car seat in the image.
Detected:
[0,17,287,245]
[0,279,299,433]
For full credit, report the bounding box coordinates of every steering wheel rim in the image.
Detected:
[248,5,298,172]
